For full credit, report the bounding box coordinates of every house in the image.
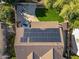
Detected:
[72,29,79,56]
[15,21,66,59]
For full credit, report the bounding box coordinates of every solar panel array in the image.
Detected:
[21,28,61,42]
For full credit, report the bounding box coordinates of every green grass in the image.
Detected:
[35,8,64,22]
[71,56,79,59]
[11,57,16,59]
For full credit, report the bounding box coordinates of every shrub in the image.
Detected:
[0,4,15,27]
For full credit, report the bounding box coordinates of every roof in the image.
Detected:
[15,45,65,59]
[30,21,59,28]
[27,48,53,59]
[15,21,64,46]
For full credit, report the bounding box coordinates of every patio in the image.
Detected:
[16,3,39,22]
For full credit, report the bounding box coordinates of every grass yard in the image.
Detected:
[11,57,16,59]
[71,56,79,59]
[35,8,64,22]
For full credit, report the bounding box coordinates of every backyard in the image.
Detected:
[35,8,64,22]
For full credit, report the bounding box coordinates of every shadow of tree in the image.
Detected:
[35,8,48,17]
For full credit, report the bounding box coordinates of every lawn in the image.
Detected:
[35,8,64,22]
[71,56,79,59]
[11,57,16,59]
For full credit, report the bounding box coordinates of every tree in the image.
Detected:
[53,0,79,20]
[59,4,70,19]
[0,4,15,27]
[53,0,64,8]
[3,0,16,5]
[53,0,79,29]
[43,0,52,9]
[6,32,15,58]
[73,20,79,28]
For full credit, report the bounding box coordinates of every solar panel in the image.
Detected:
[21,28,61,42]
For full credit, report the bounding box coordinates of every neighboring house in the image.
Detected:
[72,29,79,56]
[15,21,66,59]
